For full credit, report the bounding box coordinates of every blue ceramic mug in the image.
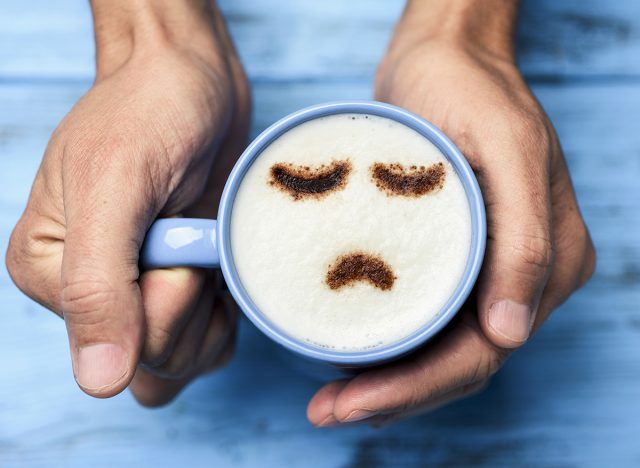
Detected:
[140,101,486,369]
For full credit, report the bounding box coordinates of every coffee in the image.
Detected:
[231,113,472,351]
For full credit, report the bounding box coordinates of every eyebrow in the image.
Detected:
[269,160,351,200]
[370,162,446,197]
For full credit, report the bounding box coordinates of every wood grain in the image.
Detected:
[0,0,639,467]
[2,0,640,80]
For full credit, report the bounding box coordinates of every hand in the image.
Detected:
[307,10,595,427]
[6,1,250,405]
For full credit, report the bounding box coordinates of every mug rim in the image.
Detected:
[217,100,486,366]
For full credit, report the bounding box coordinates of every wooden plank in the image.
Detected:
[2,0,640,81]
[0,80,638,466]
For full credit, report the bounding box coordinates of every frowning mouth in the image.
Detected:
[326,252,396,291]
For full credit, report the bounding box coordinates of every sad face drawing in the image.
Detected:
[230,114,471,350]
[268,159,447,292]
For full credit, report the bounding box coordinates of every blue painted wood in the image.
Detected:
[2,0,640,81]
[1,0,639,467]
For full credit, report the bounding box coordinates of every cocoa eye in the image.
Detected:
[269,160,351,200]
[370,162,446,197]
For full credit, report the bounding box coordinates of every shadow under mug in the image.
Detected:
[140,101,486,370]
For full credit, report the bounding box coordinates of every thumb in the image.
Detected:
[476,165,554,349]
[60,160,153,398]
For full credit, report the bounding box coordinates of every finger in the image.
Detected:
[475,130,555,348]
[143,277,214,379]
[130,290,236,407]
[7,212,63,315]
[311,380,487,428]
[308,312,507,425]
[60,154,158,398]
[129,367,193,408]
[139,267,206,366]
[307,380,350,427]
[6,165,65,315]
[196,290,237,371]
[534,155,596,327]
[365,379,489,428]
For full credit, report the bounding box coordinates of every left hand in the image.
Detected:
[6,2,249,404]
[307,28,595,427]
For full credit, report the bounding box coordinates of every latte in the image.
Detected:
[231,113,472,351]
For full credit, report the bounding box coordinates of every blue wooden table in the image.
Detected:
[1,1,639,466]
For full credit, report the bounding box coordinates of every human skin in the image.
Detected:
[307,0,596,427]
[6,0,250,405]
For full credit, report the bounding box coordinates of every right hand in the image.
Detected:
[307,16,596,426]
[6,2,250,405]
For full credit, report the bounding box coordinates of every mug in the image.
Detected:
[140,101,486,369]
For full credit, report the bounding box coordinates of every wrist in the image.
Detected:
[389,0,520,63]
[90,0,224,77]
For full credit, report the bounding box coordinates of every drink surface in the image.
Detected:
[231,113,472,351]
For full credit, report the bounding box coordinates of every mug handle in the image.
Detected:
[140,218,220,269]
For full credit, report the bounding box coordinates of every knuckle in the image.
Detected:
[459,320,511,378]
[511,232,554,274]
[466,331,510,380]
[6,222,39,293]
[559,215,597,288]
[6,215,63,314]
[141,326,176,367]
[154,351,196,380]
[60,277,116,324]
[5,234,26,290]
[479,347,508,379]
[579,230,597,286]
[511,110,551,150]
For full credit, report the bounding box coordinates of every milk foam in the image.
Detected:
[231,114,472,351]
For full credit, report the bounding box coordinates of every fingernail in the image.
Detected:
[316,414,338,428]
[488,300,532,344]
[343,409,378,423]
[75,343,128,391]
